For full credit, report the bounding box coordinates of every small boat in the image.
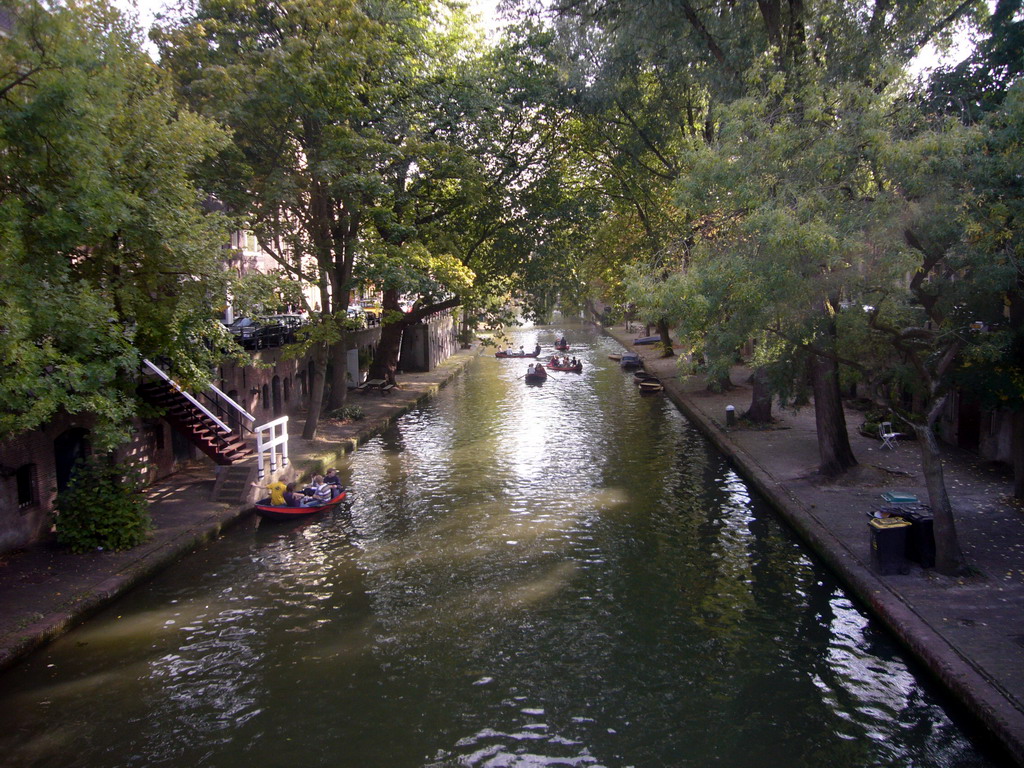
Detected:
[620,353,642,370]
[524,368,548,384]
[547,361,583,373]
[496,348,540,359]
[554,339,570,351]
[607,354,622,361]
[254,490,348,521]
[638,379,664,394]
[633,335,661,345]
[634,371,658,383]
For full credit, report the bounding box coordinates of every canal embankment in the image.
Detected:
[0,345,481,674]
[600,323,1024,766]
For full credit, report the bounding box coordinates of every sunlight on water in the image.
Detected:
[0,324,1004,768]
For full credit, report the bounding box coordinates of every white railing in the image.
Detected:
[143,358,231,433]
[255,416,289,479]
[208,381,256,430]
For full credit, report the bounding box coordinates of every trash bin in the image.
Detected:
[869,517,911,575]
[901,507,935,568]
[881,491,919,504]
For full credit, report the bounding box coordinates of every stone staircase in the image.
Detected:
[213,463,259,505]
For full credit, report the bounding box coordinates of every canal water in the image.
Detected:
[0,326,1004,767]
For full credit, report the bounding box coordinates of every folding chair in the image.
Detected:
[879,421,900,450]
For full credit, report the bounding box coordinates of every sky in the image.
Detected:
[114,0,971,74]
[115,0,505,47]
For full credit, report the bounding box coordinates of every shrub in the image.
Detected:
[55,456,151,553]
[327,404,364,422]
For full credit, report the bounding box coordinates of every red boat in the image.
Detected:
[547,361,582,373]
[554,339,570,351]
[254,490,347,521]
[524,368,548,384]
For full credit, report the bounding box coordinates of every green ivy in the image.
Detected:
[55,457,152,553]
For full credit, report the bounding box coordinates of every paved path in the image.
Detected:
[1,332,1022,764]
[605,325,1024,766]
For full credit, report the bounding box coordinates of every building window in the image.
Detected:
[16,464,39,509]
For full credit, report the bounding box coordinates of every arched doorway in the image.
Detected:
[272,376,283,416]
[53,428,91,494]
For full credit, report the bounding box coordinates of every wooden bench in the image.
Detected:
[380,383,396,395]
[354,378,386,395]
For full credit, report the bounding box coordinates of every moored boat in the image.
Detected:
[638,379,664,394]
[620,352,642,369]
[633,335,661,345]
[254,490,347,521]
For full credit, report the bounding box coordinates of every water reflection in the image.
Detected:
[0,325,1004,768]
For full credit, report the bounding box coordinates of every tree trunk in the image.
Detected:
[326,329,350,412]
[744,366,773,424]
[460,309,472,349]
[656,318,675,357]
[368,288,406,385]
[810,352,858,476]
[367,293,463,385]
[301,342,328,441]
[912,404,967,575]
[1013,409,1024,500]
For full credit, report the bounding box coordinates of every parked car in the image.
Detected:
[224,316,260,348]
[225,314,306,349]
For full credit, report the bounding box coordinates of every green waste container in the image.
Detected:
[869,517,911,575]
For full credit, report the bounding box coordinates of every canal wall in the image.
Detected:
[599,323,1024,767]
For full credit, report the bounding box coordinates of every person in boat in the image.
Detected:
[519,345,525,356]
[282,482,303,507]
[252,479,287,506]
[301,475,333,505]
[534,344,541,356]
[324,468,343,490]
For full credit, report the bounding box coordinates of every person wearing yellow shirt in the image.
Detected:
[252,480,287,506]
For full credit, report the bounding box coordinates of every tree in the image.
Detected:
[546,0,985,479]
[927,2,1024,499]
[0,0,232,448]
[157,0,449,438]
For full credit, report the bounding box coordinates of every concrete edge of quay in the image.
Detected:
[0,346,481,675]
[598,323,1024,766]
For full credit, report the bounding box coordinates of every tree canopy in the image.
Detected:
[1,0,231,447]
